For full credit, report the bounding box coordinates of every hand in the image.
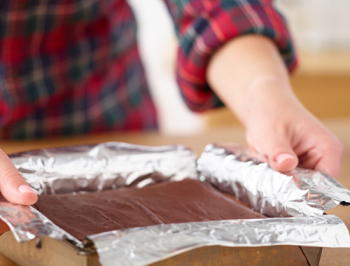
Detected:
[207,35,343,179]
[0,149,38,205]
[244,80,343,179]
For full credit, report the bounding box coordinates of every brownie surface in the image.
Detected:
[35,179,265,240]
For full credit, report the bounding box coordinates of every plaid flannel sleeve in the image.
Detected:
[163,0,298,112]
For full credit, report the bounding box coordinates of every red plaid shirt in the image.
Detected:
[0,0,296,139]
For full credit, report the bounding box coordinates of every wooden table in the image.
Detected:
[0,118,349,265]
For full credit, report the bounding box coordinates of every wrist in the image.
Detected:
[242,77,295,125]
[206,35,293,126]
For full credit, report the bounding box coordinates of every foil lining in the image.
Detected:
[0,197,83,248]
[10,142,198,195]
[0,142,349,266]
[89,215,350,266]
[198,143,350,217]
[0,142,197,246]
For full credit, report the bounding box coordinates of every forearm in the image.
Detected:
[207,34,297,127]
[207,34,343,178]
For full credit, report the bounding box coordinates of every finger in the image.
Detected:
[259,134,299,173]
[314,145,343,180]
[0,149,38,205]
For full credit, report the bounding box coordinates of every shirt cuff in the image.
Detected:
[175,0,298,112]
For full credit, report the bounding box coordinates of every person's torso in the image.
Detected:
[0,0,157,139]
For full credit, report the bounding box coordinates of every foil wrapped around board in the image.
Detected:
[197,143,350,217]
[0,142,350,266]
[10,142,198,195]
[89,215,349,266]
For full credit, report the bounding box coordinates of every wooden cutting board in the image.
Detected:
[0,231,321,266]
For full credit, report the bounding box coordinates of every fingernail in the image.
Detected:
[18,185,36,194]
[275,154,294,164]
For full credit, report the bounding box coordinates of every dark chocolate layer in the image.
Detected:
[35,179,264,240]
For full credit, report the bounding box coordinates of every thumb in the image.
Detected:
[0,149,38,205]
[255,134,298,173]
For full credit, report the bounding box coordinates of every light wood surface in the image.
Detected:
[298,52,350,75]
[206,73,350,127]
[0,118,349,265]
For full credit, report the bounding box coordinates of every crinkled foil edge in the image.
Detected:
[89,215,350,266]
[197,143,350,217]
[10,142,198,195]
[0,200,83,248]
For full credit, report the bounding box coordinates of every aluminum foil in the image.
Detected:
[0,197,83,248]
[197,143,350,217]
[89,215,350,266]
[0,142,349,266]
[10,142,198,195]
[0,142,197,246]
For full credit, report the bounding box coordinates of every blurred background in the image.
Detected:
[128,0,350,135]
